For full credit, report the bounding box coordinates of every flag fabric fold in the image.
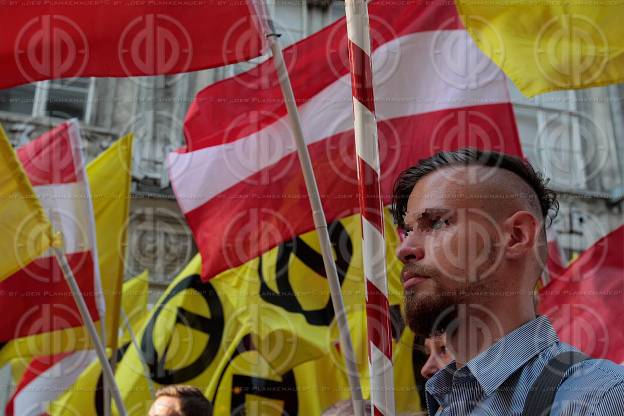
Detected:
[170,0,523,280]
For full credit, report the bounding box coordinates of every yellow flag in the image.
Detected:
[455,1,624,97]
[0,134,133,363]
[89,133,134,348]
[0,125,55,281]
[110,210,421,415]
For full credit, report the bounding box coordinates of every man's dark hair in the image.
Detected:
[391,148,558,230]
[155,385,212,416]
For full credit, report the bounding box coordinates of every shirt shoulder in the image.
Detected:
[554,356,624,416]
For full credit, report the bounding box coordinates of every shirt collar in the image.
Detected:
[425,315,559,404]
[467,315,559,396]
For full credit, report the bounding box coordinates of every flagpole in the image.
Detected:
[120,308,156,398]
[344,1,395,415]
[254,5,364,414]
[53,247,128,416]
[67,118,115,416]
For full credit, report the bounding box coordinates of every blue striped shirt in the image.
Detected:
[425,316,624,415]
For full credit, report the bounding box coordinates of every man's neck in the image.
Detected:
[447,301,536,368]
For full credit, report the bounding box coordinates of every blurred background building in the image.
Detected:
[0,0,622,303]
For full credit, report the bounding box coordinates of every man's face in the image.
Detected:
[148,396,182,416]
[397,167,506,336]
[421,334,454,379]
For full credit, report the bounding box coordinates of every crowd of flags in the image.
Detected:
[0,0,623,414]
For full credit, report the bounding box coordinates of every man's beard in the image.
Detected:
[402,263,494,337]
[404,279,464,337]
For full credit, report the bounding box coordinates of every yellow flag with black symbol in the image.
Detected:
[110,209,423,414]
[0,134,133,363]
[455,1,624,97]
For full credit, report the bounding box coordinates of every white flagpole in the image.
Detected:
[53,247,127,416]
[67,119,114,416]
[253,5,365,414]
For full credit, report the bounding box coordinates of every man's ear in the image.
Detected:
[502,211,540,259]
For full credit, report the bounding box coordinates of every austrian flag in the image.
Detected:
[169,0,523,280]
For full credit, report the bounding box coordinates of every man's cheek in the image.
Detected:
[426,230,466,282]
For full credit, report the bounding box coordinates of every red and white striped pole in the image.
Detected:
[344,1,395,415]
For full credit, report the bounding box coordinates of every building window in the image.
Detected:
[0,78,95,123]
[510,82,610,191]
[0,84,37,115]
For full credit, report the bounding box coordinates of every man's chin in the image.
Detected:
[404,291,457,337]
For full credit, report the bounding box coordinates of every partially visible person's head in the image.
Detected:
[421,333,454,379]
[148,385,212,416]
[393,148,557,336]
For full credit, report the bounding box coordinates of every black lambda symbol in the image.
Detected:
[258,220,353,326]
[141,274,224,384]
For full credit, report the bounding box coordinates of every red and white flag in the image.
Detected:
[0,120,103,345]
[539,224,624,364]
[5,350,96,416]
[0,1,266,88]
[169,0,524,279]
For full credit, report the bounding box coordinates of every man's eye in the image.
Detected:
[431,217,449,230]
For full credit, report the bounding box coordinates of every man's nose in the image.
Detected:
[396,238,425,264]
[420,356,439,380]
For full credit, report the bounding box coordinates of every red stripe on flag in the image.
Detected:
[348,40,376,113]
[0,252,98,341]
[366,280,392,360]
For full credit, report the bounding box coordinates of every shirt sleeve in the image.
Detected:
[592,379,624,416]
